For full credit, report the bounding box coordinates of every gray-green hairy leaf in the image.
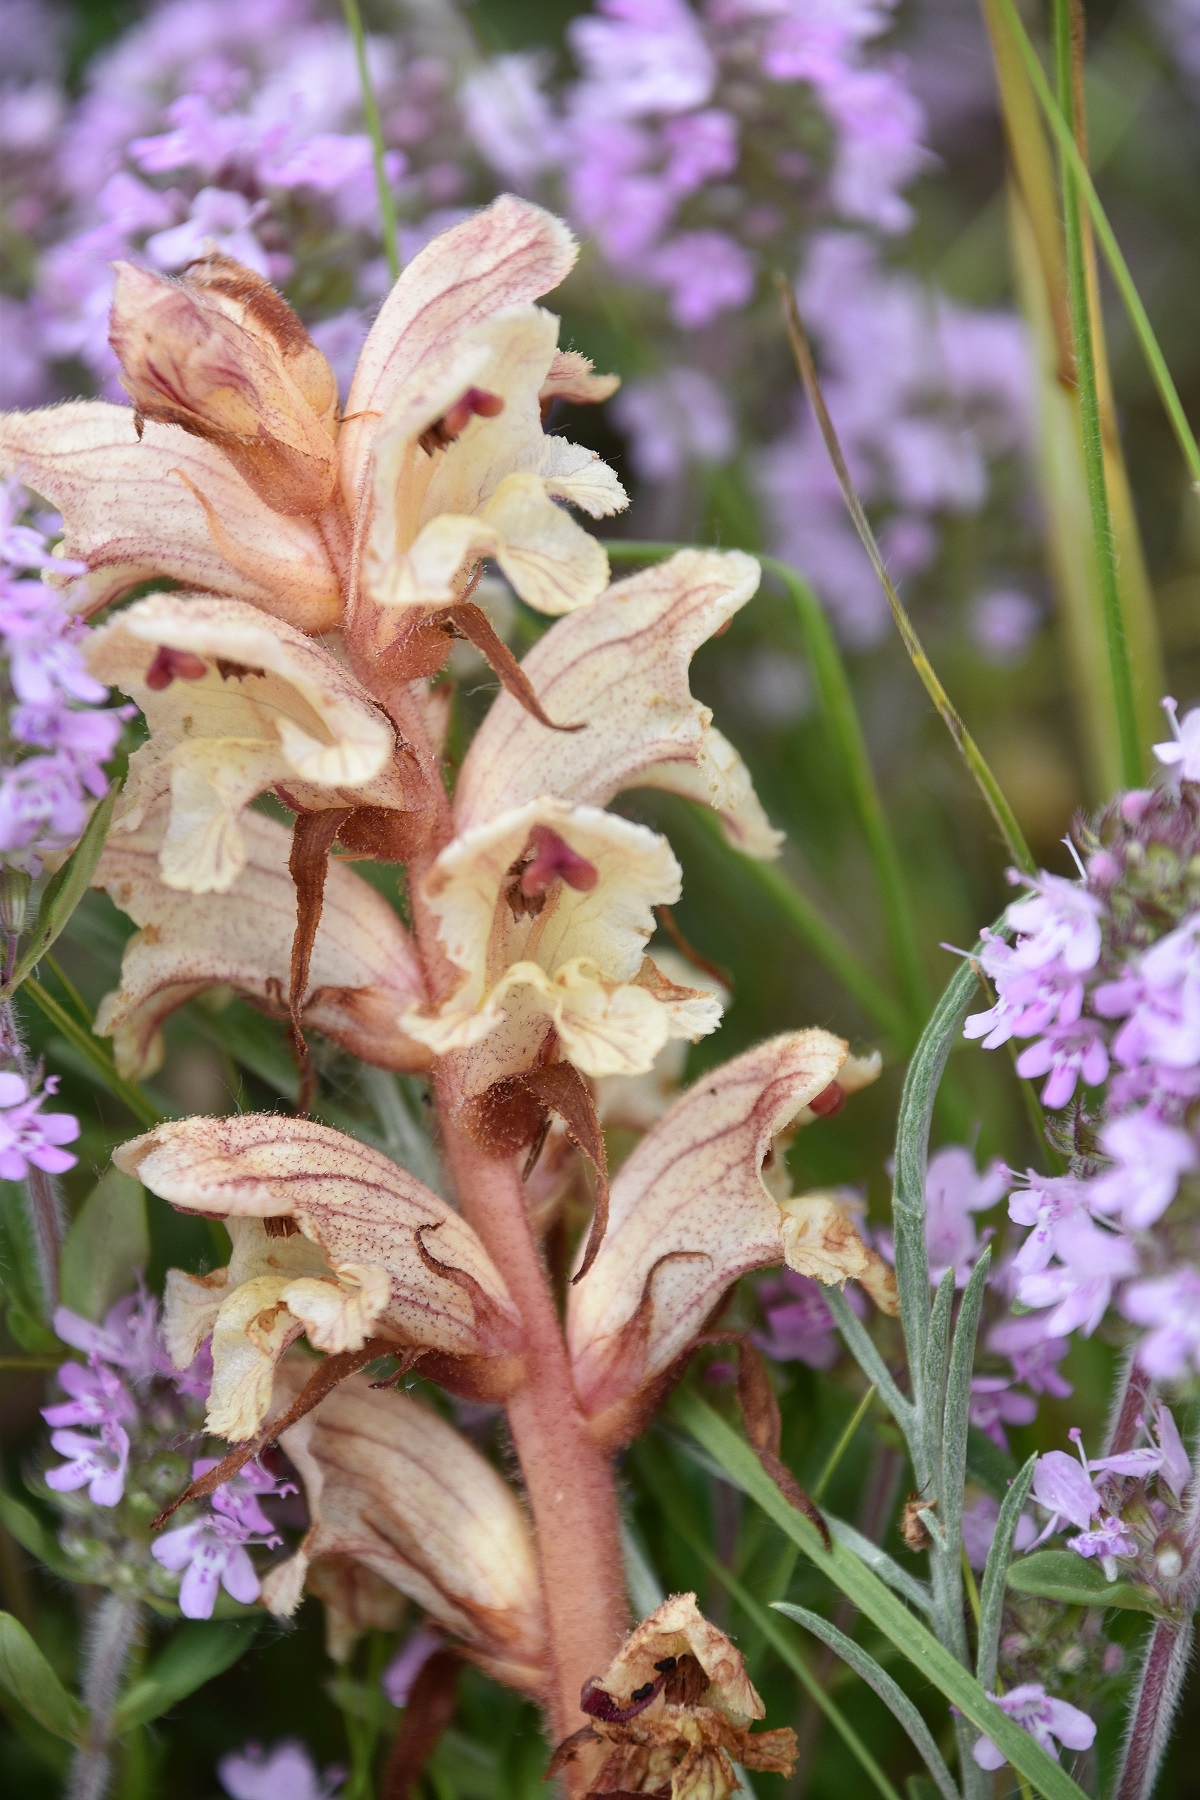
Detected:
[773,1601,960,1800]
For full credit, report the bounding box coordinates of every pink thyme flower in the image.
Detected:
[152,1459,291,1619]
[44,1421,130,1507]
[218,1739,344,1800]
[0,1070,79,1179]
[1153,696,1200,783]
[923,1144,1007,1285]
[972,1684,1095,1771]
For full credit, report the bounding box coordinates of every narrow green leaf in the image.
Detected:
[0,1492,79,1581]
[939,1252,993,1617]
[990,0,1200,486]
[894,960,981,1467]
[773,1603,959,1800]
[1,781,122,999]
[760,552,928,1035]
[924,1271,956,1453]
[669,1391,1088,1800]
[1050,0,1140,787]
[112,1622,258,1734]
[825,1515,934,1619]
[0,1611,86,1744]
[19,979,164,1129]
[977,1457,1036,1690]
[825,1287,913,1428]
[774,284,1035,876]
[60,1168,148,1322]
[339,0,399,279]
[1006,1551,1160,1615]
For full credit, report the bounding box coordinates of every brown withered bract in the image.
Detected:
[550,1594,796,1800]
[900,1493,937,1552]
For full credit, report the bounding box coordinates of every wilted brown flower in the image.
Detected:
[549,1593,796,1798]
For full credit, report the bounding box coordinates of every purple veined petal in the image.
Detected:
[1043,1696,1097,1752]
[1031,1450,1101,1532]
[44,1457,94,1494]
[220,1544,262,1607]
[53,1306,112,1358]
[972,1733,1006,1771]
[1089,1447,1163,1478]
[26,1142,79,1174]
[179,1547,224,1621]
[1153,1401,1192,1500]
[151,1520,206,1573]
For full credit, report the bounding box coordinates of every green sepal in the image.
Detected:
[0,1612,86,1744]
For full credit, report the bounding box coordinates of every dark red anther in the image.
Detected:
[519,824,599,899]
[144,646,209,690]
[809,1081,845,1118]
[418,387,505,454]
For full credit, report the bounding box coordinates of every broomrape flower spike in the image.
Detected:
[0,199,625,643]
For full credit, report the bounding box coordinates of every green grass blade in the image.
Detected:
[773,1603,960,1800]
[21,979,164,1130]
[669,1391,1088,1800]
[774,282,1035,875]
[813,1383,878,1501]
[991,0,1200,486]
[1051,0,1141,788]
[760,554,928,1034]
[341,0,399,281]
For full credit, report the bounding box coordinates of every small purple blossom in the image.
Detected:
[218,1739,344,1800]
[923,1144,1007,1285]
[1121,1268,1200,1379]
[42,1356,136,1431]
[54,1290,168,1387]
[0,1070,79,1178]
[961,1493,1036,1571]
[1030,1449,1103,1540]
[972,1684,1095,1770]
[382,1627,442,1707]
[968,1374,1037,1449]
[1089,1110,1197,1230]
[755,1269,854,1369]
[44,1422,130,1507]
[1153,696,1200,783]
[152,1460,290,1619]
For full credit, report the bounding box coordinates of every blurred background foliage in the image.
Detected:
[2,0,1200,1795]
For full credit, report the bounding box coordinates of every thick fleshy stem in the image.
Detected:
[436,1096,629,1751]
[0,994,63,1311]
[69,1593,140,1800]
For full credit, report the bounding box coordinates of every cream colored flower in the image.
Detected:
[0,198,620,637]
[566,1031,894,1447]
[403,798,722,1091]
[259,1356,548,1697]
[87,592,418,893]
[361,304,624,620]
[454,548,781,856]
[92,801,429,1078]
[115,1113,525,1439]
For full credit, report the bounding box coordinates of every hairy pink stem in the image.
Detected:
[437,1094,629,1748]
